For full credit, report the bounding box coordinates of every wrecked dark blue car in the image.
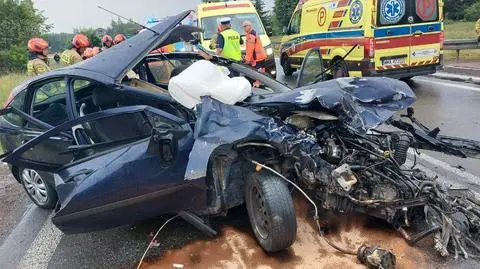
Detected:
[2,11,480,258]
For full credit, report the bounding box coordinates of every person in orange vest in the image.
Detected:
[113,34,126,45]
[242,20,267,87]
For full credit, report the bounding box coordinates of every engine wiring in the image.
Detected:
[250,160,358,256]
[136,215,179,269]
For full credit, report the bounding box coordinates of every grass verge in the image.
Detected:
[0,73,28,105]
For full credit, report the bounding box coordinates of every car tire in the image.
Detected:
[282,57,295,77]
[19,168,57,209]
[245,170,297,253]
[332,59,349,78]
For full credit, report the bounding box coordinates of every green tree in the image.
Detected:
[272,0,297,35]
[0,0,52,73]
[254,0,272,33]
[465,1,480,21]
[43,33,74,53]
[107,18,140,38]
[444,0,478,21]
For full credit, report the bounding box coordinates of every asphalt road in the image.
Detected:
[1,68,480,269]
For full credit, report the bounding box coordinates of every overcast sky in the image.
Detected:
[33,0,274,33]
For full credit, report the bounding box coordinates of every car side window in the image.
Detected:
[148,59,196,84]
[289,10,302,35]
[29,79,69,128]
[4,90,27,126]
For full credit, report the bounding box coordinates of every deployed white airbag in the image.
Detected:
[169,60,252,109]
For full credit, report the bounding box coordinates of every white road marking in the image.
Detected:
[413,77,480,92]
[17,214,63,269]
[408,149,480,184]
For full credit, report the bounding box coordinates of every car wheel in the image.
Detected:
[19,168,57,209]
[332,59,349,78]
[245,171,296,252]
[282,57,295,76]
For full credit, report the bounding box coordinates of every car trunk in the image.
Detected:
[374,0,441,71]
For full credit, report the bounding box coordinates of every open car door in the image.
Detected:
[296,48,326,88]
[2,106,203,233]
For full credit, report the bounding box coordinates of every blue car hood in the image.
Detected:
[247,77,416,132]
[185,77,416,181]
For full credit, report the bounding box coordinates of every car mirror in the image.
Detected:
[147,127,179,167]
[296,48,326,88]
[0,107,12,116]
[282,26,288,35]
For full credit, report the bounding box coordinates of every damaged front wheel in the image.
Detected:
[245,171,297,253]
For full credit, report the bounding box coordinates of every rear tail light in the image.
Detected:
[364,37,375,58]
[439,31,444,50]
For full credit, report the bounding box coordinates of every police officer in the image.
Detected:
[27,38,50,76]
[61,34,90,65]
[216,17,243,61]
[102,35,113,49]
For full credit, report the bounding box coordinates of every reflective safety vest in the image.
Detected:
[61,48,82,66]
[27,58,50,76]
[476,19,480,35]
[220,29,242,61]
[245,30,266,65]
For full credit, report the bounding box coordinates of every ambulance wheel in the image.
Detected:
[245,171,297,253]
[332,59,349,78]
[282,57,295,76]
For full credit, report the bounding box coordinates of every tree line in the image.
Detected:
[0,0,139,74]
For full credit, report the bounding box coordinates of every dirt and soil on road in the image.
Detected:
[140,198,436,269]
[0,165,28,245]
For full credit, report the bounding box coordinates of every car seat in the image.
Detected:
[37,103,68,126]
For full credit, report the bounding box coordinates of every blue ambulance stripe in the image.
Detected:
[374,23,442,38]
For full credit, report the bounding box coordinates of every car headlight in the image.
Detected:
[266,47,274,56]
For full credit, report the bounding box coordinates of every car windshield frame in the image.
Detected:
[145,52,292,94]
[201,13,265,40]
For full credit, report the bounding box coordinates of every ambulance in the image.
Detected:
[280,0,444,79]
[196,1,277,77]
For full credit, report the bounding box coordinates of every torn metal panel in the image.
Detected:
[185,97,322,181]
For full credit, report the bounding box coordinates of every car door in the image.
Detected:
[2,105,199,233]
[409,0,441,67]
[0,77,76,169]
[296,48,326,88]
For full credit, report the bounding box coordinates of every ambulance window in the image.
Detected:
[289,10,302,35]
[412,0,438,23]
[377,0,409,26]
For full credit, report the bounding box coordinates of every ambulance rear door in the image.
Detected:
[375,0,412,71]
[409,0,441,68]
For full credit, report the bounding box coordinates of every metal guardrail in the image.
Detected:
[444,39,480,63]
[272,39,480,64]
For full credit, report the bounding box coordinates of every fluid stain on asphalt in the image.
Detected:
[142,199,430,269]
